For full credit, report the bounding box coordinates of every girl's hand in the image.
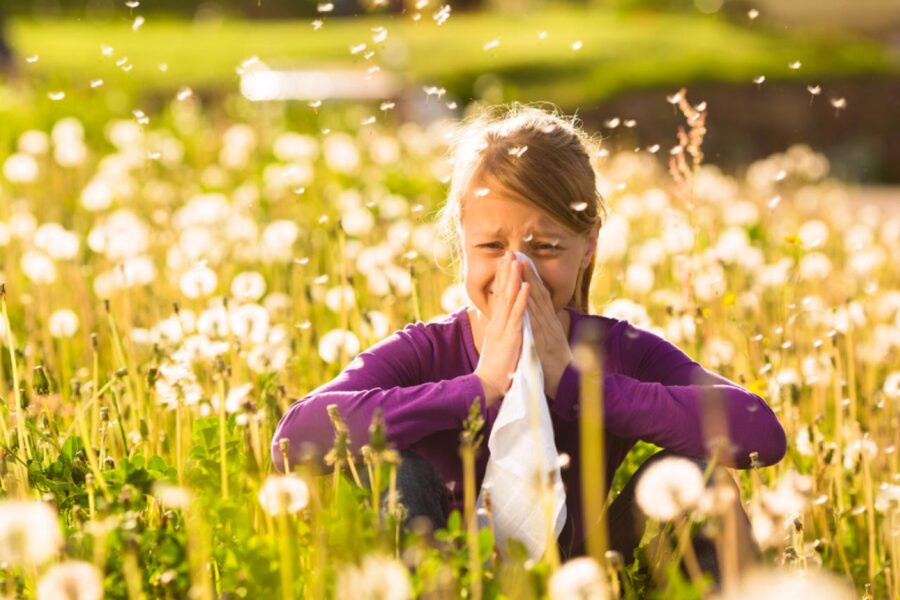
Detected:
[474,251,531,408]
[521,261,575,400]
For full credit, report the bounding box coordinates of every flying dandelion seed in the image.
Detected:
[666,91,682,104]
[90,79,104,88]
[101,45,113,56]
[158,63,168,71]
[474,187,490,197]
[380,101,395,111]
[308,100,322,108]
[115,57,128,67]
[317,2,334,12]
[807,85,822,104]
[753,75,766,85]
[423,85,446,98]
[176,86,193,101]
[26,55,39,63]
[126,0,140,7]
[132,16,145,30]
[774,170,787,181]
[768,195,781,208]
[411,12,422,21]
[147,151,160,160]
[537,31,548,40]
[570,202,589,212]
[122,64,133,72]
[350,43,367,55]
[623,119,637,127]
[48,91,65,101]
[748,8,759,19]
[830,97,847,115]
[132,110,149,125]
[523,233,534,242]
[484,39,500,51]
[670,145,684,155]
[694,101,707,111]
[366,65,380,76]
[433,5,451,26]
[789,61,802,70]
[415,0,427,8]
[508,145,528,157]
[312,19,324,30]
[361,116,376,126]
[372,27,387,43]
[363,51,375,60]
[604,117,621,128]
[571,40,583,51]
[446,101,457,109]
[647,144,660,153]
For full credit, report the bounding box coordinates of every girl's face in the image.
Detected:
[458,178,600,319]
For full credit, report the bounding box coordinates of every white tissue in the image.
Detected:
[476,252,567,560]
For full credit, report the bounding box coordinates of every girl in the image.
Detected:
[271,104,786,571]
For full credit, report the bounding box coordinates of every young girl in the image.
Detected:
[271,105,786,570]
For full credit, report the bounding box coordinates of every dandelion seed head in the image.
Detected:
[318,329,361,363]
[37,561,103,600]
[335,554,412,600]
[635,457,704,520]
[548,557,608,600]
[48,309,80,338]
[153,483,192,509]
[258,475,310,516]
[0,500,63,567]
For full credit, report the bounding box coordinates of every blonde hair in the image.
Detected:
[435,103,608,313]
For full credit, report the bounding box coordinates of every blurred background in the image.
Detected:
[1,0,899,184]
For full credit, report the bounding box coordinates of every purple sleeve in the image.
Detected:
[551,320,786,468]
[270,327,490,472]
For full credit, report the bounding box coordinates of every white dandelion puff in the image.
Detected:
[548,557,609,600]
[0,500,64,566]
[335,554,412,600]
[37,561,103,600]
[258,475,310,516]
[48,309,80,338]
[179,263,218,299]
[635,457,705,521]
[230,271,267,302]
[153,483,193,510]
[318,329,361,364]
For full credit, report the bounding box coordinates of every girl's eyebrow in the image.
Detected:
[475,226,566,238]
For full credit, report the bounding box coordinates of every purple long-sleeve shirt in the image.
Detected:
[271,305,786,555]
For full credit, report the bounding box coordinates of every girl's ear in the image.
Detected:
[580,221,601,269]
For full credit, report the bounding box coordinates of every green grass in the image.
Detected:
[10,7,897,107]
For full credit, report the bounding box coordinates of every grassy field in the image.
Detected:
[8,7,896,107]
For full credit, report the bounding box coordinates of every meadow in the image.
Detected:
[0,7,899,600]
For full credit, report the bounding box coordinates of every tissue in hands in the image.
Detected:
[476,252,567,560]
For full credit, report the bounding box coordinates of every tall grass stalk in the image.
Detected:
[217,375,230,499]
[1,284,32,462]
[460,401,484,600]
[574,335,608,566]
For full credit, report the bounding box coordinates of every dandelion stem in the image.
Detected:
[218,377,229,499]
[277,512,294,600]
